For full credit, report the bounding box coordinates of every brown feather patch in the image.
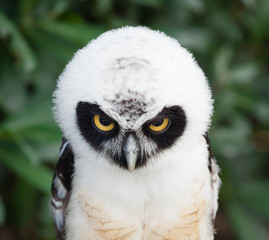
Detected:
[78,194,140,240]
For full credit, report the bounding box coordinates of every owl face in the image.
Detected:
[76,101,186,171]
[53,26,213,171]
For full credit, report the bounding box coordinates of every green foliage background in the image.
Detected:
[0,0,268,239]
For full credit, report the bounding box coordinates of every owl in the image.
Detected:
[51,26,220,240]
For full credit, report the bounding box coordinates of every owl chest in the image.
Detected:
[67,182,210,240]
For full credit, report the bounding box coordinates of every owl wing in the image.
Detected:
[50,137,74,240]
[204,133,221,219]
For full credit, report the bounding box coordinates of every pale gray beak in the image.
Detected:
[123,134,139,172]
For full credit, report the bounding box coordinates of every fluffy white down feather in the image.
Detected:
[53,26,220,240]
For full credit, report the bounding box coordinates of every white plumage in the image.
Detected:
[51,26,220,240]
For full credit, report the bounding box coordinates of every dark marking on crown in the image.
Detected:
[104,90,155,122]
[114,98,146,116]
[112,57,151,71]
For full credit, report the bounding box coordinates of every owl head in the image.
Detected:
[53,26,213,172]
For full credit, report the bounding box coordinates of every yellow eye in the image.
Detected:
[93,114,115,132]
[149,118,170,133]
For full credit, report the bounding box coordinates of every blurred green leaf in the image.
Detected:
[37,20,106,47]
[173,27,215,54]
[37,196,55,239]
[94,0,113,15]
[0,63,27,114]
[212,45,233,87]
[225,201,268,240]
[51,0,72,16]
[0,99,54,133]
[254,101,269,124]
[16,138,40,164]
[238,181,269,219]
[231,62,260,84]
[240,0,256,9]
[18,0,35,15]
[130,0,163,8]
[9,180,37,227]
[34,143,60,162]
[248,0,269,41]
[25,28,76,62]
[0,141,52,194]
[0,196,5,226]
[176,0,205,13]
[0,11,37,73]
[209,8,243,43]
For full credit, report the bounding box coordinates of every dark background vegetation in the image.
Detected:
[0,0,268,239]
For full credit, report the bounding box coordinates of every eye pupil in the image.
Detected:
[99,115,112,126]
[93,114,115,132]
[152,119,164,127]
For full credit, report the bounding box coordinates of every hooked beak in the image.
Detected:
[123,133,139,172]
